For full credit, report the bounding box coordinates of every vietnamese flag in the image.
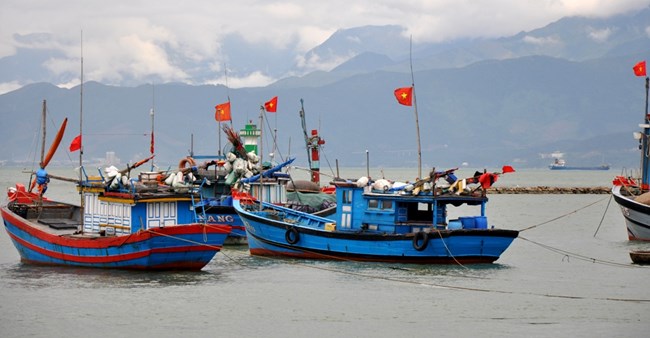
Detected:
[394,86,413,106]
[501,165,515,174]
[215,102,231,122]
[633,61,646,77]
[264,96,278,112]
[69,134,82,152]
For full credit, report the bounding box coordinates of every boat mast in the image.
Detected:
[409,35,422,179]
[642,77,650,191]
[150,83,155,171]
[78,31,85,228]
[40,100,46,168]
[258,104,265,208]
[299,99,325,184]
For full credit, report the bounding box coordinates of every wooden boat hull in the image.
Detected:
[611,186,650,241]
[630,250,650,264]
[235,200,518,264]
[1,204,231,270]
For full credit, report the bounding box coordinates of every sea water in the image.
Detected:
[0,166,648,338]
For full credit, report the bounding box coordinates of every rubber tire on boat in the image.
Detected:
[413,231,429,251]
[285,227,300,245]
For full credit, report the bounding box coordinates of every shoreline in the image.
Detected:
[487,186,611,194]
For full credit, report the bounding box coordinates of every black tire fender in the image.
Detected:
[413,231,429,251]
[285,227,300,244]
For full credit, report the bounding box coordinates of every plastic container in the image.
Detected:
[448,220,462,230]
[474,216,488,229]
[459,216,476,229]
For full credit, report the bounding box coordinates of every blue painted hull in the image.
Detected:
[205,207,247,244]
[1,205,230,270]
[236,201,518,264]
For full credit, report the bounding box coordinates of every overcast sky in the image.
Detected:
[1,0,649,93]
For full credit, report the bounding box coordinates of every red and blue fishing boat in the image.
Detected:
[233,167,519,264]
[0,100,231,270]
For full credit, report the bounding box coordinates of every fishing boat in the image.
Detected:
[612,75,650,241]
[189,104,335,244]
[0,100,231,270]
[233,167,519,264]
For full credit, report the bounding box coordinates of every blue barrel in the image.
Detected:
[459,216,476,229]
[474,216,488,229]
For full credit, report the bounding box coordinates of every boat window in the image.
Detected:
[381,200,393,210]
[368,199,379,208]
[342,190,352,204]
[417,203,428,211]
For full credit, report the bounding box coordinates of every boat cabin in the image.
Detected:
[80,172,202,236]
[331,181,488,234]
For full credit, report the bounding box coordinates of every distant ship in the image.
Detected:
[548,158,610,170]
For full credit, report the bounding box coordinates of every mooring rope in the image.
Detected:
[432,229,468,269]
[518,235,646,269]
[593,193,613,237]
[519,195,609,232]
[144,227,249,267]
[225,248,650,303]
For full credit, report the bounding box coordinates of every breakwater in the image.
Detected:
[487,186,611,194]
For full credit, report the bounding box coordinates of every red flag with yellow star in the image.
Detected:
[215,102,231,122]
[394,87,413,106]
[633,61,646,77]
[264,96,278,112]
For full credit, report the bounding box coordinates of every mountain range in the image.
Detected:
[1,7,649,171]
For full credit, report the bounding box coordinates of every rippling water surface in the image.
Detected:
[0,167,648,337]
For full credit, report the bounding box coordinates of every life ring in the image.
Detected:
[412,231,429,251]
[285,227,300,244]
[178,157,196,171]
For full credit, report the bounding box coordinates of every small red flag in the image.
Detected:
[478,173,498,189]
[394,86,413,106]
[215,102,231,122]
[264,96,278,112]
[501,165,515,174]
[633,61,646,77]
[69,134,82,152]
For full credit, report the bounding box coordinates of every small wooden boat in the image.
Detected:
[629,250,650,265]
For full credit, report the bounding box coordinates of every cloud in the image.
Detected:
[522,35,562,46]
[1,0,649,92]
[588,27,613,43]
[0,81,23,94]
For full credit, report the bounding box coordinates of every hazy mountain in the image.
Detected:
[1,8,650,171]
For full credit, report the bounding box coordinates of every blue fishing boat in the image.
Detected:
[187,120,335,244]
[234,167,519,264]
[0,100,231,270]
